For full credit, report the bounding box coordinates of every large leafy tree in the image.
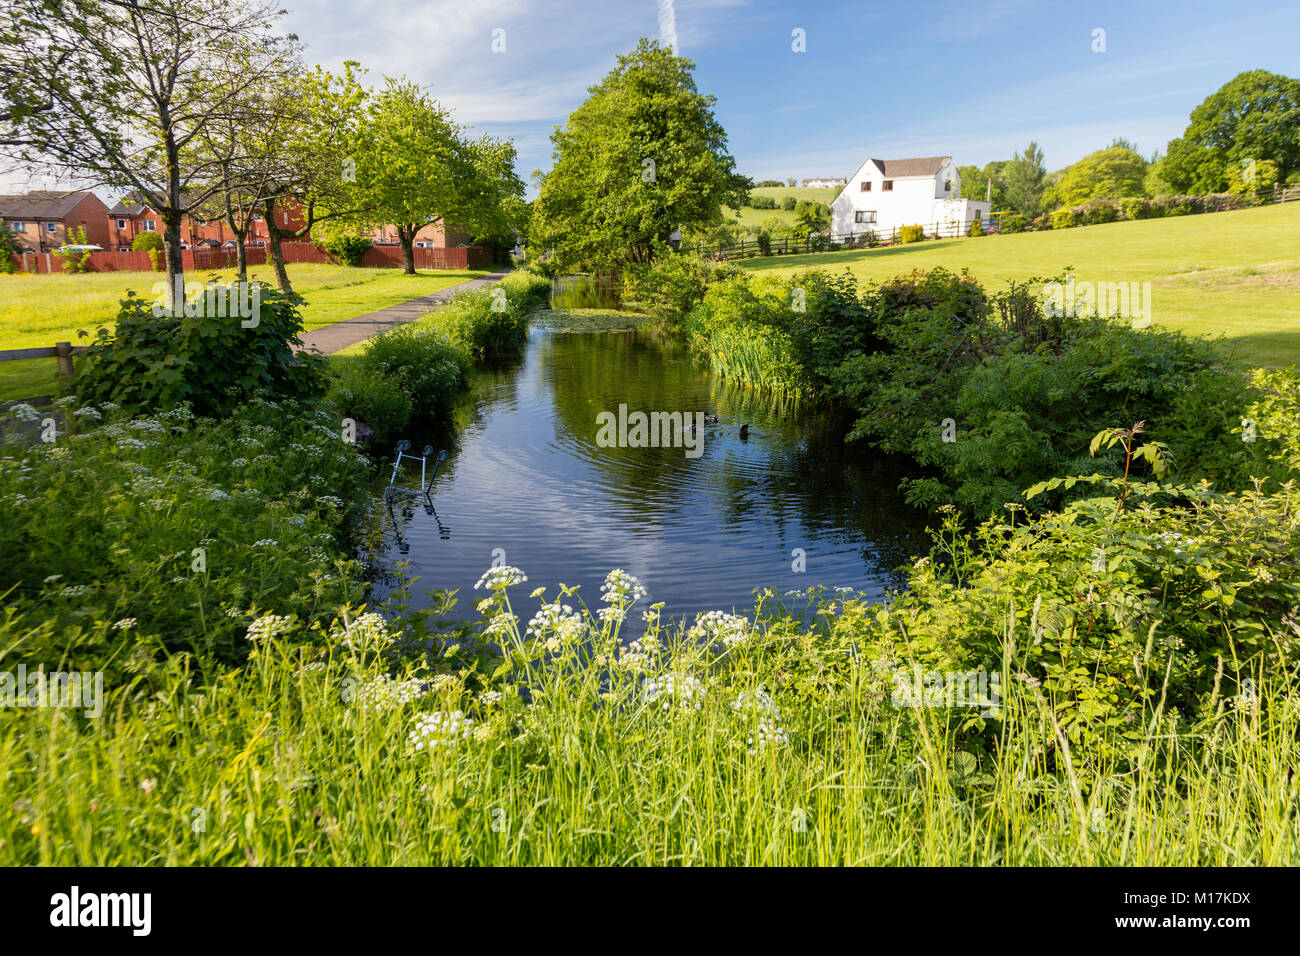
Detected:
[1,0,296,306]
[1161,70,1300,194]
[533,38,750,274]
[957,160,1008,209]
[1001,141,1047,219]
[1047,144,1148,207]
[338,79,523,275]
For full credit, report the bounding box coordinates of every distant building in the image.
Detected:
[0,190,111,253]
[830,156,989,238]
[801,177,847,189]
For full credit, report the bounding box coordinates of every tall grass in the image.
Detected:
[2,577,1296,866]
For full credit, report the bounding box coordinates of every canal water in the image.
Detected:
[368,306,930,629]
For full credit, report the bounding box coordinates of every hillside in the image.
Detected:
[738,201,1300,367]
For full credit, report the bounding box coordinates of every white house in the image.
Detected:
[830,156,990,239]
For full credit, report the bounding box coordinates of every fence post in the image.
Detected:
[55,341,74,381]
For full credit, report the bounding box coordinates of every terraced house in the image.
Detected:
[0,190,111,254]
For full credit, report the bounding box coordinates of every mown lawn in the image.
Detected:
[739,202,1300,368]
[0,263,488,400]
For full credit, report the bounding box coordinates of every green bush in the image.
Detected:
[898,224,925,243]
[747,195,777,210]
[1050,207,1078,229]
[355,326,468,420]
[75,284,328,418]
[131,231,165,271]
[968,218,985,237]
[0,399,368,675]
[780,196,797,211]
[326,361,415,443]
[624,255,743,323]
[1120,197,1151,220]
[999,213,1027,233]
[321,234,372,267]
[1082,199,1120,224]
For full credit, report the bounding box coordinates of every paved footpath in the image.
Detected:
[298,268,513,355]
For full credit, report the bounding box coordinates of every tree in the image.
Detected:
[337,79,522,276]
[1,0,299,308]
[1162,70,1300,194]
[532,38,749,274]
[1049,145,1148,207]
[957,160,1008,208]
[257,63,370,293]
[1002,142,1047,218]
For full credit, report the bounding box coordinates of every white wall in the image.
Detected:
[832,157,987,237]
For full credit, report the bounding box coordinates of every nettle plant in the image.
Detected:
[75,284,327,417]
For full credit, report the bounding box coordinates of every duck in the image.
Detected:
[703,414,719,424]
[738,424,750,440]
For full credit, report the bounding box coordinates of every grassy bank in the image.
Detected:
[738,201,1300,368]
[0,264,488,401]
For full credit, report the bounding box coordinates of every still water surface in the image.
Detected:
[370,310,929,628]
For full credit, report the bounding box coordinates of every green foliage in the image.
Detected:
[898,224,925,243]
[326,360,415,443]
[320,233,372,267]
[54,226,93,273]
[747,195,776,209]
[753,178,783,187]
[0,219,21,272]
[1051,146,1148,207]
[998,212,1027,233]
[1225,158,1280,200]
[624,254,743,323]
[1002,141,1047,218]
[958,160,1008,208]
[1163,70,1300,194]
[131,230,164,271]
[968,217,985,237]
[532,38,750,274]
[0,400,368,675]
[780,195,797,211]
[75,284,328,418]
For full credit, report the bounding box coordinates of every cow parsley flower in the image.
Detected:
[245,613,296,642]
[688,610,750,647]
[356,675,425,713]
[409,710,474,750]
[642,673,705,710]
[527,601,586,642]
[747,717,790,754]
[475,565,528,590]
[601,569,647,606]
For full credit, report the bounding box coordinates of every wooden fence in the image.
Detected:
[686,221,976,261]
[9,241,493,274]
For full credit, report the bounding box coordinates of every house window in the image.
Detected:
[118,246,130,252]
[855,211,877,224]
[860,181,872,192]
[882,181,893,191]
[943,179,952,192]
[45,222,57,233]
[116,218,126,229]
[9,221,25,232]
[142,219,156,231]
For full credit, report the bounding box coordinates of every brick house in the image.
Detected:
[109,192,308,251]
[367,220,472,248]
[0,190,111,253]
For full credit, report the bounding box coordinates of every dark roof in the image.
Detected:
[0,190,100,221]
[868,156,950,178]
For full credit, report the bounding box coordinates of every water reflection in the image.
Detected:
[367,318,930,628]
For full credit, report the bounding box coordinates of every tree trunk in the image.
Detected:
[263,198,292,293]
[163,144,184,312]
[398,225,416,275]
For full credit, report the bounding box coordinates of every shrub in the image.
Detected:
[747,195,776,209]
[898,224,925,243]
[132,231,165,271]
[624,255,743,323]
[414,273,545,359]
[354,326,468,420]
[968,218,985,237]
[780,196,797,211]
[326,360,415,443]
[321,233,372,267]
[754,179,783,188]
[756,230,772,256]
[0,400,369,674]
[1050,207,1078,229]
[55,226,93,274]
[999,213,1027,233]
[1120,197,1151,220]
[1081,199,1120,224]
[75,283,328,418]
[0,221,20,272]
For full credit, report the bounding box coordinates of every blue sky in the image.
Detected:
[5,0,1295,196]
[281,0,1298,195]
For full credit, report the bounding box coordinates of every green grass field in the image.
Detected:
[739,201,1300,368]
[728,185,842,232]
[0,263,487,400]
